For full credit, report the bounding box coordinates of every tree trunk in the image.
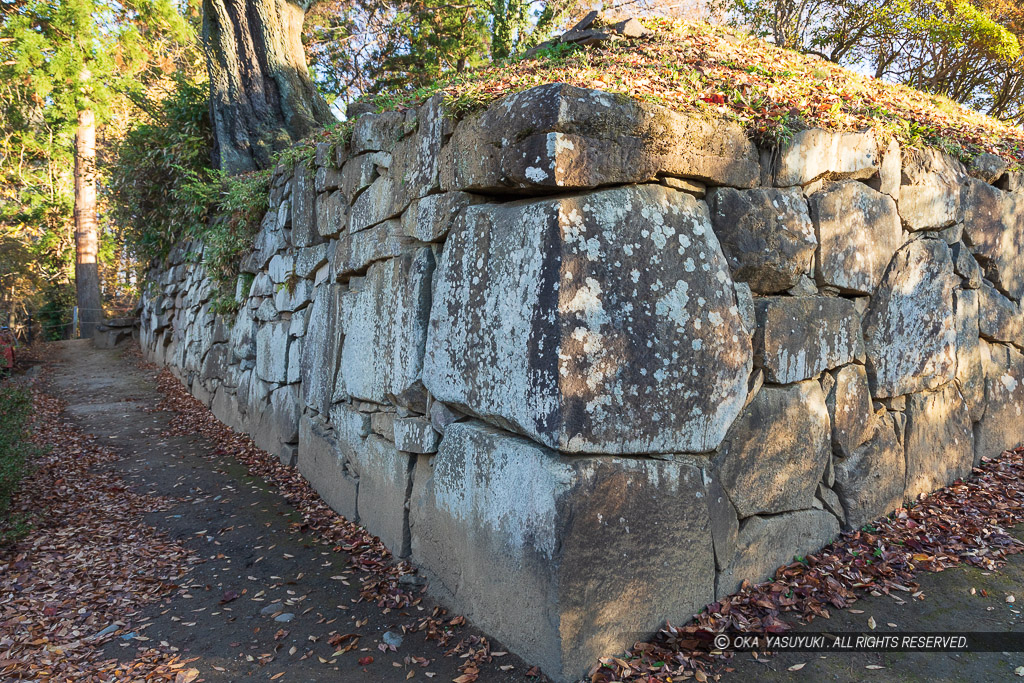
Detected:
[202,0,334,175]
[74,108,102,339]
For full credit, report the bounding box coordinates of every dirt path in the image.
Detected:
[45,339,527,682]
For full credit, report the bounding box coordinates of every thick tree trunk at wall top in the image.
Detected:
[202,0,334,175]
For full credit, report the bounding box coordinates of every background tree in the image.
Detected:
[719,0,1024,124]
[1,0,191,336]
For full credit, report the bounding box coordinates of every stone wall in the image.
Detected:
[137,83,1024,682]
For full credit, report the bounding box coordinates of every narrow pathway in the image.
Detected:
[46,340,526,681]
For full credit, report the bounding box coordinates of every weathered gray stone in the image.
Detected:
[348,175,407,233]
[810,180,902,294]
[339,248,435,409]
[951,241,982,289]
[706,471,739,572]
[714,380,831,518]
[998,171,1024,193]
[898,147,965,230]
[961,179,1024,300]
[355,436,413,556]
[292,164,320,247]
[314,190,346,238]
[389,94,446,202]
[245,212,286,273]
[975,343,1024,462]
[401,191,482,243]
[315,164,343,193]
[274,278,311,314]
[332,219,409,277]
[969,153,1008,184]
[753,296,864,384]
[717,509,840,596]
[340,153,383,205]
[833,412,905,530]
[351,110,405,154]
[300,283,343,415]
[424,184,752,455]
[255,321,290,383]
[295,244,328,279]
[825,364,875,459]
[429,400,464,434]
[864,239,957,397]
[816,483,845,524]
[440,84,760,193]
[978,282,1024,347]
[870,137,901,200]
[370,410,395,440]
[254,384,301,463]
[394,416,440,453]
[329,402,372,461]
[904,385,973,501]
[410,421,714,683]
[955,288,985,421]
[708,187,816,294]
[767,129,879,187]
[297,414,358,521]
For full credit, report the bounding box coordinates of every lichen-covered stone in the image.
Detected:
[255,320,290,384]
[975,343,1024,462]
[339,248,435,409]
[354,436,413,556]
[864,239,957,397]
[810,180,901,294]
[717,509,840,596]
[898,148,965,230]
[767,129,878,187]
[978,282,1024,347]
[951,241,982,289]
[708,187,816,294]
[351,110,404,154]
[298,414,358,521]
[300,283,342,415]
[904,384,973,501]
[314,190,346,238]
[410,421,714,683]
[332,219,410,277]
[825,364,875,459]
[833,412,905,530]
[424,184,752,455]
[401,191,482,243]
[291,164,320,247]
[961,179,1024,300]
[714,380,831,518]
[440,84,760,193]
[954,288,985,421]
[753,296,864,384]
[969,153,1008,184]
[394,416,440,453]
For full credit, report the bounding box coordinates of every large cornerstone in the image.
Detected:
[137,83,1024,682]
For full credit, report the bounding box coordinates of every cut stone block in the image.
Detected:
[708,187,816,294]
[767,128,879,187]
[394,416,440,453]
[825,364,875,459]
[298,414,358,521]
[898,147,965,230]
[355,436,414,557]
[440,84,759,193]
[715,380,831,518]
[978,282,1024,347]
[424,184,752,455]
[255,321,290,384]
[975,343,1024,462]
[410,421,714,683]
[753,296,864,384]
[904,384,973,501]
[955,288,985,421]
[810,180,901,294]
[833,412,905,530]
[300,283,343,415]
[717,509,840,596]
[864,239,957,397]
[962,179,1024,301]
[340,248,435,410]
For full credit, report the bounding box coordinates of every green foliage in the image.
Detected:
[0,384,38,545]
[107,77,216,264]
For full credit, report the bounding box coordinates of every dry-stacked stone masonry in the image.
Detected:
[137,83,1024,682]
